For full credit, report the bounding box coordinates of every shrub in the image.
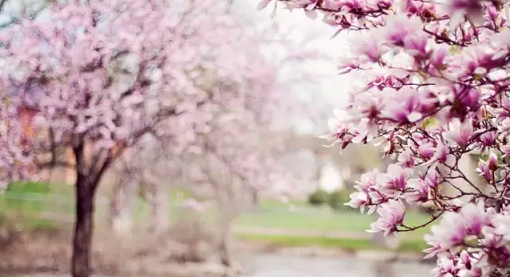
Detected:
[307,188,329,206]
[327,189,354,212]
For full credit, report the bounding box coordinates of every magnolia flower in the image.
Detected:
[431,254,459,277]
[424,233,444,258]
[460,201,490,236]
[476,160,491,182]
[492,214,510,241]
[353,31,388,63]
[355,168,380,192]
[377,164,410,195]
[428,212,468,249]
[487,152,498,170]
[368,200,405,236]
[338,56,360,75]
[381,87,425,123]
[430,44,449,70]
[419,142,435,160]
[346,191,370,209]
[458,254,483,277]
[426,202,490,254]
[397,149,415,168]
[384,14,423,47]
[405,169,439,204]
[459,251,472,270]
[354,91,385,120]
[445,118,474,147]
[406,178,430,203]
[478,130,496,148]
[476,152,498,182]
[423,170,440,188]
[404,32,429,58]
[433,140,456,166]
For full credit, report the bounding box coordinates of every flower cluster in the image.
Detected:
[262,0,510,275]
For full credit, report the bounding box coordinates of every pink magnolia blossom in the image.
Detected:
[406,169,439,203]
[478,130,497,148]
[397,149,415,168]
[426,202,490,253]
[445,118,474,147]
[346,191,370,209]
[355,168,380,192]
[377,164,411,195]
[406,178,430,203]
[493,214,510,242]
[419,142,436,160]
[353,32,388,63]
[460,201,491,236]
[433,140,456,165]
[368,200,405,236]
[476,160,492,182]
[476,152,498,182]
[384,14,423,47]
[429,44,450,72]
[428,212,468,249]
[431,254,459,277]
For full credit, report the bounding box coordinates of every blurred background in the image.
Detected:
[0,0,438,277]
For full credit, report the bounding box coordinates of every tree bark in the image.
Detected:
[248,187,259,212]
[72,173,98,277]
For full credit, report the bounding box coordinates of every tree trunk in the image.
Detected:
[248,187,259,212]
[71,174,98,277]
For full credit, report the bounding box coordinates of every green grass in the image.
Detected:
[236,233,428,253]
[236,206,432,237]
[0,182,435,253]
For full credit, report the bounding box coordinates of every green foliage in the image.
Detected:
[327,189,353,211]
[307,188,329,206]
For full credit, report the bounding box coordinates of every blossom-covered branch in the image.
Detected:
[261,0,510,276]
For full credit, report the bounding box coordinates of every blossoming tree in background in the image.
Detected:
[106,8,319,263]
[261,0,510,276]
[0,0,318,276]
[0,0,322,275]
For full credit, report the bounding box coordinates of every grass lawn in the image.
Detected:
[0,182,434,253]
[235,207,432,238]
[236,233,428,253]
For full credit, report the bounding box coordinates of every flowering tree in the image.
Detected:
[106,15,315,260]
[0,0,308,276]
[261,0,510,276]
[0,0,320,275]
